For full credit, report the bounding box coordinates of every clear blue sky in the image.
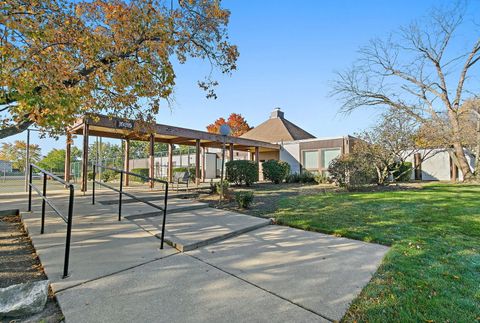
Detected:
[4,0,480,153]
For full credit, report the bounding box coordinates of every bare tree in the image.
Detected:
[354,109,437,184]
[332,3,479,181]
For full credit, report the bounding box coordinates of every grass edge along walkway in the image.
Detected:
[274,183,480,322]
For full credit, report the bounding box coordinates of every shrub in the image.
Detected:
[314,173,330,184]
[215,180,230,195]
[262,160,290,184]
[285,171,317,184]
[235,191,254,209]
[392,162,412,182]
[101,169,117,182]
[130,168,149,183]
[328,155,376,190]
[173,167,196,182]
[225,160,258,186]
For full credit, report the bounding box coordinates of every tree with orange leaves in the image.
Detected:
[0,0,239,139]
[206,113,251,137]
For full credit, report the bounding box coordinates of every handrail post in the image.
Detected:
[92,164,96,205]
[160,182,168,249]
[40,172,47,234]
[118,171,123,221]
[63,185,74,278]
[28,164,33,212]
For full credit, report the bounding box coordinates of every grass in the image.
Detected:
[275,183,480,322]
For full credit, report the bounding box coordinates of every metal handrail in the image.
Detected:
[91,164,169,249]
[28,164,74,278]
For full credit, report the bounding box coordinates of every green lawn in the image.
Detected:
[275,184,480,322]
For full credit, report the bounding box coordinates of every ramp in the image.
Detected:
[128,207,272,251]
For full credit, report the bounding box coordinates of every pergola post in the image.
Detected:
[229,144,234,162]
[149,134,155,189]
[195,139,201,186]
[168,143,173,183]
[65,133,72,183]
[201,147,206,183]
[254,146,260,181]
[124,139,130,187]
[81,123,89,192]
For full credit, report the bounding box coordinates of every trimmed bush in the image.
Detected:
[131,168,149,183]
[235,191,254,209]
[225,160,258,186]
[173,167,196,182]
[262,160,290,184]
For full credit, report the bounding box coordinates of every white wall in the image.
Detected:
[280,143,301,174]
[404,149,475,181]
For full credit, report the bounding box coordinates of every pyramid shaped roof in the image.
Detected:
[241,108,315,143]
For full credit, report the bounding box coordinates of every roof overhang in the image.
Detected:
[68,114,280,153]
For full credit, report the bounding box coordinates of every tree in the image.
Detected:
[0,140,41,171]
[332,3,479,181]
[353,109,437,184]
[0,0,239,139]
[206,113,251,136]
[38,147,81,172]
[88,141,123,167]
[128,141,168,159]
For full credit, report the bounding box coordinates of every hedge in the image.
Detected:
[225,160,258,186]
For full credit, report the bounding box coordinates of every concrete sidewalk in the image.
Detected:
[4,191,389,322]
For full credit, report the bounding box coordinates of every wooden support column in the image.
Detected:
[124,139,130,187]
[255,146,260,181]
[168,143,173,183]
[65,133,72,183]
[81,124,89,192]
[149,134,155,189]
[201,147,206,183]
[195,139,201,186]
[229,144,234,162]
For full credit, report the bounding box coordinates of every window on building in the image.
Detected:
[322,148,341,169]
[303,150,319,170]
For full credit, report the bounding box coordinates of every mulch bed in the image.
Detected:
[0,211,64,323]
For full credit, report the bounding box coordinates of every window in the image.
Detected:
[303,150,319,170]
[322,148,341,168]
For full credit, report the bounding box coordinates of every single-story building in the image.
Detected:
[241,108,475,181]
[403,148,475,181]
[241,108,358,176]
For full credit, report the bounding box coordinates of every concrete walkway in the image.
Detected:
[4,191,389,322]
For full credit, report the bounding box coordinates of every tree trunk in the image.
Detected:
[448,111,474,181]
[0,120,34,139]
[475,111,480,176]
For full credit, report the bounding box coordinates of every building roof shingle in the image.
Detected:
[240,108,315,143]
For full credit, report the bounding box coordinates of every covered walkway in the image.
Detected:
[66,114,280,191]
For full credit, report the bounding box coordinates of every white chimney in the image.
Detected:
[270,107,284,119]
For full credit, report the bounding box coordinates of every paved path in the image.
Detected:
[3,191,389,322]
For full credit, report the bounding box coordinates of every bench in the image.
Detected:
[173,171,190,191]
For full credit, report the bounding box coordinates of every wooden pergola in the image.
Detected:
[66,114,280,191]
